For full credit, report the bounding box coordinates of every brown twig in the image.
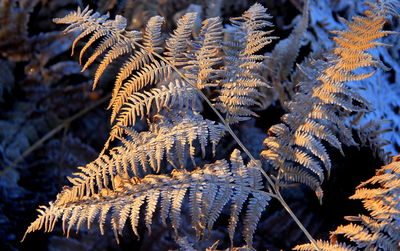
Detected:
[2,94,111,173]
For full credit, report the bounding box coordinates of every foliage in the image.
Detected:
[295,155,400,250]
[0,0,399,250]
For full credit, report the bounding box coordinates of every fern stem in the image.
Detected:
[275,188,321,251]
[132,41,320,250]
[4,94,111,171]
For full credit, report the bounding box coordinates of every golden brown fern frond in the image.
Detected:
[27,4,333,249]
[108,15,164,109]
[54,7,142,87]
[261,1,398,199]
[215,3,275,124]
[116,112,225,172]
[339,155,400,250]
[295,153,400,251]
[23,150,271,248]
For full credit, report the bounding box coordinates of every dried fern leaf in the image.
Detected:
[261,1,398,198]
[296,152,400,251]
[215,3,274,124]
[23,150,271,249]
[109,15,164,110]
[54,8,169,119]
[54,4,276,130]
[109,49,154,109]
[357,120,392,163]
[265,0,309,107]
[117,112,226,172]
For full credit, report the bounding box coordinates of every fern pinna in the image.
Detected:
[23,150,271,248]
[295,154,400,251]
[261,0,399,201]
[23,1,400,250]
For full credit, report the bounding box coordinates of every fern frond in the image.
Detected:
[23,150,271,248]
[215,3,274,124]
[333,223,385,249]
[54,9,169,120]
[357,120,392,162]
[270,0,308,81]
[277,165,323,199]
[55,4,277,128]
[333,156,400,250]
[296,153,400,251]
[261,1,397,197]
[109,49,154,109]
[38,4,346,249]
[93,41,133,88]
[142,15,165,53]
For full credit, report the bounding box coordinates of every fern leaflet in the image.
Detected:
[23,150,271,248]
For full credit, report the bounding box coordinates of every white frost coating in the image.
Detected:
[357,44,400,156]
